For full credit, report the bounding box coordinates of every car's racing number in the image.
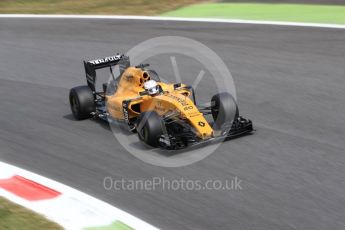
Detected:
[184,105,193,111]
[126,75,134,82]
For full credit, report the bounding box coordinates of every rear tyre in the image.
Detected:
[136,111,164,147]
[69,85,96,120]
[211,92,239,130]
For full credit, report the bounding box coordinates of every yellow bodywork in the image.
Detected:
[105,67,213,139]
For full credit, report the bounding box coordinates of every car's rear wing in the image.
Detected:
[83,53,130,91]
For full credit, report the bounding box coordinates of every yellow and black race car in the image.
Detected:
[69,54,253,150]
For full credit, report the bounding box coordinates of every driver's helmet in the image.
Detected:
[144,80,159,95]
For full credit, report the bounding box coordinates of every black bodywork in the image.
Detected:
[158,114,253,150]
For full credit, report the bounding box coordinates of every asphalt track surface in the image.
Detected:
[1,18,345,230]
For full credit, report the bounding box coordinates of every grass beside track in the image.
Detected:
[0,196,62,230]
[163,3,345,25]
[0,0,202,15]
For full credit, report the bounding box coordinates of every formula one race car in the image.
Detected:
[69,54,253,150]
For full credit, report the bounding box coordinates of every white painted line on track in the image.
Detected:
[0,14,345,29]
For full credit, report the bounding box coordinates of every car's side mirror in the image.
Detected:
[173,83,182,89]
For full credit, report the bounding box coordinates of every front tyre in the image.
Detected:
[211,92,239,130]
[136,111,164,147]
[69,85,96,120]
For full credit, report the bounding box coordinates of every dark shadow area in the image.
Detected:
[63,113,75,121]
[64,113,253,157]
[63,113,111,131]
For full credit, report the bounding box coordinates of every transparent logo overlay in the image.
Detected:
[107,36,236,167]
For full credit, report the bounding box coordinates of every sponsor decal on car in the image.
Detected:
[198,121,205,127]
[89,54,122,65]
[167,94,188,106]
